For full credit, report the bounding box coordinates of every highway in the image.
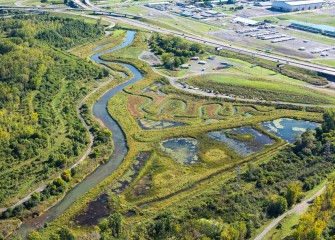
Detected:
[111,17,335,77]
[0,3,333,237]
[3,3,334,77]
[66,3,335,77]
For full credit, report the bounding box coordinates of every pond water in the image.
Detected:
[138,119,185,130]
[160,137,199,164]
[207,126,275,157]
[261,118,320,143]
[74,194,109,226]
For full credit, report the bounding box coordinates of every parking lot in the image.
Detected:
[119,2,335,60]
[181,56,235,73]
[210,23,335,59]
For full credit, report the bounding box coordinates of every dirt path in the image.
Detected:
[306,83,335,96]
[254,185,327,240]
[0,79,112,214]
[0,12,116,214]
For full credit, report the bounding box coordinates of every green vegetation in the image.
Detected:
[289,176,335,239]
[3,14,335,240]
[0,13,110,210]
[49,109,334,239]
[21,0,64,6]
[48,12,110,26]
[33,31,329,240]
[13,14,104,49]
[226,131,255,142]
[264,213,300,240]
[109,110,332,239]
[208,47,329,85]
[313,59,335,67]
[256,12,335,27]
[120,6,222,37]
[184,74,334,104]
[0,219,21,239]
[149,33,204,69]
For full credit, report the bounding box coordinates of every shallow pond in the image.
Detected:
[160,137,199,164]
[261,118,320,143]
[207,126,275,157]
[138,119,185,130]
[74,194,109,226]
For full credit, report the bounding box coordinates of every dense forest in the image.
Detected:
[0,13,108,207]
[9,14,104,49]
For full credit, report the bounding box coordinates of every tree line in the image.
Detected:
[149,33,204,70]
[0,14,109,206]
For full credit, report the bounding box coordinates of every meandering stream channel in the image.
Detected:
[13,31,141,238]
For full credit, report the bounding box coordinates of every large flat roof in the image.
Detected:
[290,20,335,32]
[275,0,325,6]
[233,17,259,25]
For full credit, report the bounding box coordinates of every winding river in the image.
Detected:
[13,31,141,238]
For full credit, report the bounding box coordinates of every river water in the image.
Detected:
[12,31,141,238]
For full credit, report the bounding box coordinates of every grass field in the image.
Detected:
[0,0,17,5]
[254,11,335,27]
[38,12,110,26]
[313,58,335,67]
[21,0,64,6]
[278,12,335,27]
[184,74,335,104]
[119,5,224,38]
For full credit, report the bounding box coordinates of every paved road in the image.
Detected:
[151,66,335,108]
[254,186,327,240]
[1,5,335,76]
[116,17,335,76]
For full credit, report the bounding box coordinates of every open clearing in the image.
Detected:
[183,74,334,104]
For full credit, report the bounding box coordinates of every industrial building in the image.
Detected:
[145,2,171,10]
[272,0,325,12]
[289,20,335,38]
[232,17,260,26]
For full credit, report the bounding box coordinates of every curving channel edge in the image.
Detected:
[12,31,141,238]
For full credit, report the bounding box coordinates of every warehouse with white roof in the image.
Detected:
[272,0,325,12]
[232,17,260,26]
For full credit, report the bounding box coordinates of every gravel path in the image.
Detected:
[0,78,112,214]
[151,67,335,108]
[254,185,326,240]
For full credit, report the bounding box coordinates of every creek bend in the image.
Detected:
[13,31,141,238]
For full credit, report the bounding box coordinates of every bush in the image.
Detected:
[267,195,288,217]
